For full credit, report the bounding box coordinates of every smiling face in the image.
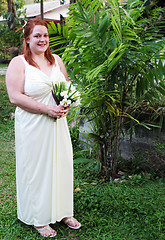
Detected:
[27,25,49,55]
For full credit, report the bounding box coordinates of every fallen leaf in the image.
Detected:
[81,182,89,185]
[74,185,81,192]
[144,171,150,179]
[118,171,125,176]
[91,182,97,185]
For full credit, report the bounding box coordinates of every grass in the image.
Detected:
[0,64,8,68]
[0,75,165,239]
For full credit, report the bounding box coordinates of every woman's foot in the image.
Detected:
[34,225,57,237]
[62,217,81,229]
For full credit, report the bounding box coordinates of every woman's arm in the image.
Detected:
[6,56,64,118]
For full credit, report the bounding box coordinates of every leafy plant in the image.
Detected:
[0,0,26,62]
[49,0,165,179]
[3,0,25,30]
[0,21,24,62]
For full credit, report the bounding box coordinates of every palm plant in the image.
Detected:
[49,0,165,179]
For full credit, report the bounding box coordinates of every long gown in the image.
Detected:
[15,55,73,226]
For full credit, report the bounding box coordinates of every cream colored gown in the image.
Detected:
[15,55,73,226]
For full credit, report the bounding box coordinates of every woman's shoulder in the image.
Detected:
[9,55,25,65]
[53,54,61,59]
[7,55,25,72]
[53,54,64,66]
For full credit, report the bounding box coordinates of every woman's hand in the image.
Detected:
[47,105,69,119]
[61,106,69,118]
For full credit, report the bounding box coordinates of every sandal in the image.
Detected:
[63,217,81,230]
[34,225,57,238]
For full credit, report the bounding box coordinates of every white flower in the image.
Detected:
[71,97,81,107]
[66,82,76,93]
[60,99,71,107]
[72,91,79,98]
[71,85,76,92]
[60,91,68,98]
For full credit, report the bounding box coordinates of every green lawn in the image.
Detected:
[1,75,165,239]
[0,63,8,68]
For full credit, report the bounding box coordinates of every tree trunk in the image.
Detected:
[99,143,104,174]
[40,0,44,20]
[7,0,16,29]
[112,116,121,179]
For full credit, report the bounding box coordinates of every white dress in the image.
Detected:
[15,55,73,226]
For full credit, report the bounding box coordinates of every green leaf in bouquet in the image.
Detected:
[68,90,77,101]
[67,83,72,95]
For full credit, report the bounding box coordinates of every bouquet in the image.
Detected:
[52,81,80,108]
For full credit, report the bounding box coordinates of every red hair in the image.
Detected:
[21,18,55,68]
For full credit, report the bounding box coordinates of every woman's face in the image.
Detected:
[27,25,49,55]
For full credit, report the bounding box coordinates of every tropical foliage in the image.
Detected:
[48,0,165,179]
[2,0,25,30]
[0,22,23,62]
[0,0,25,62]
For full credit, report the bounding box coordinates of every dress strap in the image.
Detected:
[53,54,60,68]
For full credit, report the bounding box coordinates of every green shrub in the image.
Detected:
[0,22,23,62]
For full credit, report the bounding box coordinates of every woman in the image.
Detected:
[6,18,81,238]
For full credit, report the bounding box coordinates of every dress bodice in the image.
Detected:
[19,55,66,102]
